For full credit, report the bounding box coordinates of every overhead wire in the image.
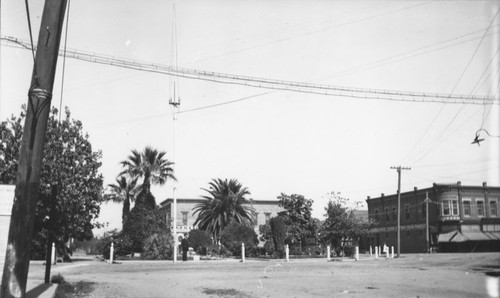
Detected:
[404,8,500,166]
[2,36,497,106]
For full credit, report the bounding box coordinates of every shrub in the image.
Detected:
[142,232,173,260]
[220,222,258,257]
[51,273,65,284]
[270,217,286,257]
[122,204,166,252]
[101,232,134,259]
[343,245,355,258]
[263,240,275,256]
[188,229,213,255]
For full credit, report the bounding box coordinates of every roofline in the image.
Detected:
[159,198,281,206]
[366,181,500,202]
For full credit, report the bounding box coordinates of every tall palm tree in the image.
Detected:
[120,146,176,208]
[193,178,256,241]
[104,175,140,227]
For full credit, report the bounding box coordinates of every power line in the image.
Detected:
[2,36,498,106]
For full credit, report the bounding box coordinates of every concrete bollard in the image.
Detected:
[241,243,245,263]
[110,242,114,264]
[285,244,289,262]
[369,246,372,258]
[391,246,394,259]
[327,246,331,261]
[355,246,359,261]
[375,246,378,259]
[51,242,56,265]
[386,247,389,259]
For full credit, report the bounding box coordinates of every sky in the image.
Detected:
[1,0,499,234]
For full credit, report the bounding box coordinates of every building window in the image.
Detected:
[490,201,497,217]
[419,229,423,236]
[441,200,459,216]
[374,209,379,221]
[264,213,271,224]
[392,206,397,221]
[463,200,471,217]
[477,200,485,217]
[385,208,390,221]
[182,211,188,225]
[422,202,426,218]
[405,205,410,220]
[254,212,259,226]
[406,230,410,237]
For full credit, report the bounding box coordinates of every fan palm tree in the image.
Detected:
[104,175,140,227]
[120,146,176,208]
[193,178,256,241]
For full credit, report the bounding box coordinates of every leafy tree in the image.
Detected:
[258,223,272,243]
[103,175,140,227]
[277,193,316,251]
[188,229,213,255]
[120,146,176,209]
[193,178,256,241]
[0,106,104,259]
[220,222,258,257]
[319,196,371,256]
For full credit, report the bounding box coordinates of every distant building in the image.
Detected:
[366,182,500,253]
[159,198,283,244]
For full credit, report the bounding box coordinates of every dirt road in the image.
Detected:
[27,252,500,297]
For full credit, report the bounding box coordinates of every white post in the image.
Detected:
[369,245,372,258]
[51,242,56,265]
[355,246,359,261]
[375,246,378,259]
[241,243,245,262]
[391,246,394,259]
[386,247,389,259]
[110,242,114,264]
[285,244,289,262]
[327,246,331,261]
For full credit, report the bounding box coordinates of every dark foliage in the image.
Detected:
[188,229,213,255]
[122,204,166,252]
[220,222,258,257]
[142,231,173,260]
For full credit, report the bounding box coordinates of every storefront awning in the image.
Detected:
[438,230,500,243]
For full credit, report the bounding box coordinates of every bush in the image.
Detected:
[188,229,213,255]
[142,232,173,260]
[263,240,275,256]
[220,222,258,257]
[343,245,355,258]
[101,232,134,259]
[122,204,166,252]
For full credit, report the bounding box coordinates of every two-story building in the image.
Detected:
[366,182,500,253]
[159,198,283,245]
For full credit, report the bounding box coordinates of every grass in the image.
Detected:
[201,287,253,298]
[54,280,95,298]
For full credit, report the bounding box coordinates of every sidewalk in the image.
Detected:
[25,280,57,298]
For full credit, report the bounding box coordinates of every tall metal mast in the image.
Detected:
[169,0,181,264]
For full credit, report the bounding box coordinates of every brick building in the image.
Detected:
[159,198,283,245]
[366,182,500,253]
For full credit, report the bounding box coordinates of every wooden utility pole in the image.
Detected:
[425,191,430,253]
[1,0,68,297]
[390,166,411,258]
